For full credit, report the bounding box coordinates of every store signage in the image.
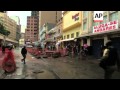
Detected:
[72,13,79,21]
[94,11,103,22]
[93,20,118,33]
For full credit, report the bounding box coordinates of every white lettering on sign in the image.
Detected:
[93,20,118,33]
[94,11,103,22]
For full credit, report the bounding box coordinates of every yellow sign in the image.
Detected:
[63,11,82,31]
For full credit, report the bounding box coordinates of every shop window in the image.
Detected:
[71,33,74,38]
[83,11,88,18]
[64,36,66,39]
[58,29,60,33]
[76,32,79,37]
[67,35,69,39]
[93,21,98,26]
[109,11,118,21]
[83,22,87,30]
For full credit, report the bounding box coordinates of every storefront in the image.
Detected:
[109,33,120,58]
[91,20,120,58]
[91,37,104,59]
[62,11,82,48]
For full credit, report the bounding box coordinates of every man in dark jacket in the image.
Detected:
[21,46,27,64]
[100,40,120,79]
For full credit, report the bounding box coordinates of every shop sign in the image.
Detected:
[94,11,103,22]
[93,20,118,33]
[72,13,79,21]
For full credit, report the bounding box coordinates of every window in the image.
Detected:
[27,26,30,28]
[67,35,69,39]
[58,29,60,33]
[83,11,88,18]
[64,36,66,39]
[100,16,107,24]
[109,11,118,21]
[93,21,98,26]
[71,33,74,38]
[27,23,30,25]
[83,22,87,30]
[76,32,79,37]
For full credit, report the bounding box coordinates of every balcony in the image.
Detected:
[54,33,62,38]
[45,37,56,42]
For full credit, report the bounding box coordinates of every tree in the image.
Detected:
[0,23,10,36]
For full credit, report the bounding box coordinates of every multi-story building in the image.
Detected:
[38,11,62,44]
[25,16,39,43]
[39,11,62,28]
[19,33,25,46]
[10,16,21,42]
[31,11,39,41]
[39,23,55,49]
[62,11,82,41]
[49,17,63,43]
[77,11,120,58]
[62,11,120,58]
[31,11,39,17]
[0,12,18,44]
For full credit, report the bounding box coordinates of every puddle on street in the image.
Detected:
[33,70,44,74]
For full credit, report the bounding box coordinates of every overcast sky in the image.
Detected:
[7,11,31,33]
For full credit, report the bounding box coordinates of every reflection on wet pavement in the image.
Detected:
[1,48,120,79]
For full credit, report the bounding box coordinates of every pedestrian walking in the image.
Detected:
[2,46,16,73]
[99,40,120,79]
[83,43,88,55]
[21,46,27,64]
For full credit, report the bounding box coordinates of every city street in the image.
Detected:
[0,47,120,79]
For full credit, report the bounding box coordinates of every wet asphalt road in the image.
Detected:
[1,47,120,79]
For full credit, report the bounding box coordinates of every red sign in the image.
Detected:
[93,20,118,33]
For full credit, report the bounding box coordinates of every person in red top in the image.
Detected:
[2,46,16,73]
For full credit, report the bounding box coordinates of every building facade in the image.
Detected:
[25,16,39,43]
[78,11,120,58]
[31,11,39,17]
[62,11,120,58]
[39,11,62,28]
[0,12,18,44]
[10,16,21,42]
[62,11,82,41]
[31,11,39,41]
[39,23,55,49]
[19,33,25,46]
[53,17,63,42]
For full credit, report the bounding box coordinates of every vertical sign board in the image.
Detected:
[94,11,103,22]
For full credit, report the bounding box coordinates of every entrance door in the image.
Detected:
[92,39,104,59]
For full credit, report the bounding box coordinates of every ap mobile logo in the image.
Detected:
[94,11,103,22]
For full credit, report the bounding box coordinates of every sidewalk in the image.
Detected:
[43,55,120,79]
